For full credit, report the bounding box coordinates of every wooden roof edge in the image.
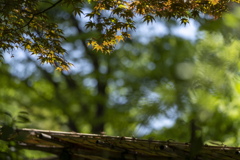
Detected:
[14,128,240,150]
[16,128,170,143]
[2,128,240,160]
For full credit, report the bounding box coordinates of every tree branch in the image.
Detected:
[34,0,63,16]
[14,0,63,31]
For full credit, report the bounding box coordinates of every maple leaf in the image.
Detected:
[180,18,189,25]
[93,44,103,52]
[102,41,110,46]
[191,10,199,18]
[209,0,220,5]
[115,35,124,42]
[143,15,156,24]
[85,21,95,30]
[56,67,63,71]
[87,40,97,47]
[73,7,83,16]
[121,32,131,38]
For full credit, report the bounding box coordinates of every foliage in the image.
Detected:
[144,33,240,145]
[0,0,72,70]
[0,0,239,70]
[0,110,30,160]
[2,1,240,159]
[2,5,240,136]
[143,8,240,146]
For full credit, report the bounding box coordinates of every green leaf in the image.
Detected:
[73,7,83,16]
[85,21,95,30]
[16,115,30,123]
[180,18,189,25]
[0,125,15,141]
[143,15,155,24]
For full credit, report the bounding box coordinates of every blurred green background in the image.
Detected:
[1,3,240,159]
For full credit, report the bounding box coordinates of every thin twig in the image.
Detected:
[6,0,63,31]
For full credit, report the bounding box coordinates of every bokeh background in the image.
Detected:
[1,2,240,159]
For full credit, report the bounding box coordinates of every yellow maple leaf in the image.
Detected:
[115,35,124,42]
[87,40,97,47]
[25,44,31,50]
[164,0,172,6]
[209,0,219,5]
[56,67,63,71]
[102,41,109,46]
[93,44,103,52]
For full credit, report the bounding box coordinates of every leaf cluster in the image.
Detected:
[0,0,239,70]
[84,0,235,51]
[0,0,72,70]
[2,8,240,159]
